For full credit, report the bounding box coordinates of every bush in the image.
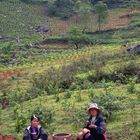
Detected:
[31,67,61,95]
[127,78,137,94]
[30,105,54,128]
[47,0,75,19]
[47,2,57,16]
[0,107,2,126]
[66,26,88,49]
[64,91,72,99]
[1,44,12,54]
[89,81,125,119]
[57,8,74,20]
[13,104,27,133]
[74,92,82,102]
[61,101,75,117]
[59,64,77,89]
[70,107,87,129]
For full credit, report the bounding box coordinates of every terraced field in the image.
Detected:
[0,0,140,140]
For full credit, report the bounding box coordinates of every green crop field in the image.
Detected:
[0,0,140,140]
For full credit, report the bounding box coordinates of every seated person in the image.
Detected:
[23,115,48,140]
[77,103,107,140]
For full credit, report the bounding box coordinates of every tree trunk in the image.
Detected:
[98,15,101,31]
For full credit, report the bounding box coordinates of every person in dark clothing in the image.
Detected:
[23,115,48,140]
[77,103,107,140]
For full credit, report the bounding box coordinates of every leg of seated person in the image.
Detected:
[77,128,90,140]
[82,129,93,140]
[77,131,84,140]
[82,128,90,135]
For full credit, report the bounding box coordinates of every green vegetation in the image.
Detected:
[0,0,140,140]
[47,0,75,19]
[94,1,108,31]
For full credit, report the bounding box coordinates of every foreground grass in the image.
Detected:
[0,42,140,139]
[1,84,140,139]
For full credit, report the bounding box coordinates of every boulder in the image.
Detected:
[35,26,49,33]
[11,53,19,59]
[23,53,29,58]
[127,44,140,54]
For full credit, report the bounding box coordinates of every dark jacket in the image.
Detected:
[83,115,106,140]
[23,125,48,140]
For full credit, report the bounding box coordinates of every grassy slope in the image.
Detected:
[0,0,139,38]
[0,45,121,91]
[0,0,140,139]
[0,0,47,40]
[1,83,140,139]
[1,44,140,140]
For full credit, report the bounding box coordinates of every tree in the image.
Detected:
[47,0,75,19]
[94,1,108,31]
[20,0,31,3]
[74,0,92,32]
[67,26,87,49]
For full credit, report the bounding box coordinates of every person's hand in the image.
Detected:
[85,121,90,125]
[88,124,97,128]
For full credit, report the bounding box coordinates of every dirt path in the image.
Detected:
[0,69,23,81]
[0,135,16,140]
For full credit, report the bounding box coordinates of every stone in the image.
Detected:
[23,53,29,58]
[127,44,140,54]
[35,26,49,33]
[11,53,18,59]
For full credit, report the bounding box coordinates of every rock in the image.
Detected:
[11,53,19,59]
[17,7,23,13]
[8,61,23,66]
[0,35,2,39]
[8,61,16,66]
[19,46,26,51]
[35,26,49,33]
[119,13,134,19]
[0,58,6,63]
[127,44,140,54]
[23,53,29,58]
[16,36,20,43]
[0,33,3,41]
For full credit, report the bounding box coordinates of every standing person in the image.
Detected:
[77,103,107,140]
[23,115,48,140]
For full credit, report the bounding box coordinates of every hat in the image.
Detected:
[87,103,100,114]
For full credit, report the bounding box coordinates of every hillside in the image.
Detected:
[0,0,140,140]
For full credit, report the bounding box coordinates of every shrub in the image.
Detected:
[66,26,88,49]
[0,107,2,126]
[89,81,125,119]
[60,64,77,89]
[31,67,61,95]
[47,1,57,16]
[0,92,9,109]
[61,101,75,117]
[64,90,72,99]
[13,104,27,133]
[47,0,75,19]
[30,105,54,128]
[127,78,137,94]
[70,107,87,129]
[1,44,12,54]
[74,92,82,102]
